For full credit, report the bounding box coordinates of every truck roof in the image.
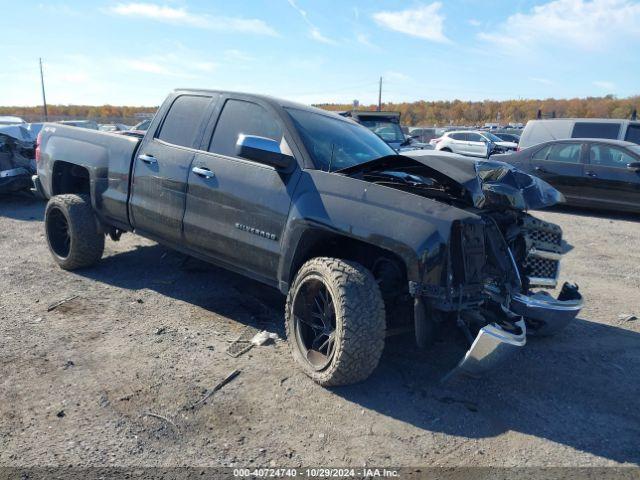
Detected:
[173,88,348,121]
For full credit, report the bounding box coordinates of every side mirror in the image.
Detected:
[627,161,640,172]
[236,135,294,170]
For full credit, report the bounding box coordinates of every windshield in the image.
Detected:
[482,132,504,143]
[287,108,395,172]
[358,118,405,143]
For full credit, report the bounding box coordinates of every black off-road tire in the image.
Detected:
[45,194,104,270]
[285,257,386,386]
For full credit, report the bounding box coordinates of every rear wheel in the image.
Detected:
[285,257,386,386]
[440,147,452,152]
[45,194,104,270]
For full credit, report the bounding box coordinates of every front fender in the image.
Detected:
[277,169,480,290]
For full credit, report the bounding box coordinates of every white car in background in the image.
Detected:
[431,130,518,158]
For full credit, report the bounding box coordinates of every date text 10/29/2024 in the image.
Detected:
[233,468,400,478]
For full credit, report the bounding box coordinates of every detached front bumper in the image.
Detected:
[510,282,583,336]
[445,283,583,380]
[452,317,527,379]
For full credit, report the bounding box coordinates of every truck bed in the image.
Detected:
[38,124,141,229]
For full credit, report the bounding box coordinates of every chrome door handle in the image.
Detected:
[138,154,157,164]
[192,166,215,178]
[586,171,597,178]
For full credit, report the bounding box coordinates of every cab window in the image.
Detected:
[156,95,211,148]
[209,99,283,158]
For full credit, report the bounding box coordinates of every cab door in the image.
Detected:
[129,94,216,243]
[528,142,586,201]
[182,96,300,282]
[582,143,640,209]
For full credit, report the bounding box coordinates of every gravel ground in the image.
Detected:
[1,193,639,468]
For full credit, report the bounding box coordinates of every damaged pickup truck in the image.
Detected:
[35,89,583,386]
[0,125,36,195]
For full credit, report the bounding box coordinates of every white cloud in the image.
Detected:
[109,3,278,36]
[287,0,337,44]
[479,0,640,52]
[468,19,481,27]
[121,54,217,78]
[373,2,450,43]
[594,80,616,90]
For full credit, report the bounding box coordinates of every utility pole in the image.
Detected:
[377,76,382,112]
[39,58,48,121]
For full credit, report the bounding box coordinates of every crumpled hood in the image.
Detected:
[406,152,564,210]
[339,151,564,211]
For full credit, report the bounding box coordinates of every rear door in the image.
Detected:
[129,94,216,243]
[448,133,467,154]
[529,142,585,201]
[582,143,640,209]
[183,96,300,282]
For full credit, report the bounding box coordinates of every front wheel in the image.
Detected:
[45,194,104,270]
[285,257,386,386]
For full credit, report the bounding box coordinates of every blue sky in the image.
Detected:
[0,0,638,106]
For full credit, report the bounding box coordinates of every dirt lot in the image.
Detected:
[1,193,639,468]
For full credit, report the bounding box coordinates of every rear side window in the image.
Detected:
[546,143,582,163]
[209,99,282,157]
[450,133,466,141]
[625,124,640,144]
[572,122,620,140]
[467,133,483,142]
[157,95,211,148]
[532,145,552,160]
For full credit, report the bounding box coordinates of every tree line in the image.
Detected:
[1,95,638,126]
[317,95,639,126]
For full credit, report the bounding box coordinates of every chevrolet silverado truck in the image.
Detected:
[35,89,583,386]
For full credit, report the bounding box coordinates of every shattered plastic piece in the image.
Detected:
[619,314,637,322]
[250,330,278,346]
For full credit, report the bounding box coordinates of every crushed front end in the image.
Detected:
[340,152,584,379]
[412,211,583,379]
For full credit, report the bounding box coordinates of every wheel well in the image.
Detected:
[288,231,409,308]
[52,161,90,196]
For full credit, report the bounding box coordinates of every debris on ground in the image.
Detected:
[46,295,79,312]
[155,326,167,335]
[56,410,65,418]
[62,360,75,369]
[140,412,178,431]
[226,326,261,357]
[189,370,241,410]
[618,314,637,322]
[250,330,279,346]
